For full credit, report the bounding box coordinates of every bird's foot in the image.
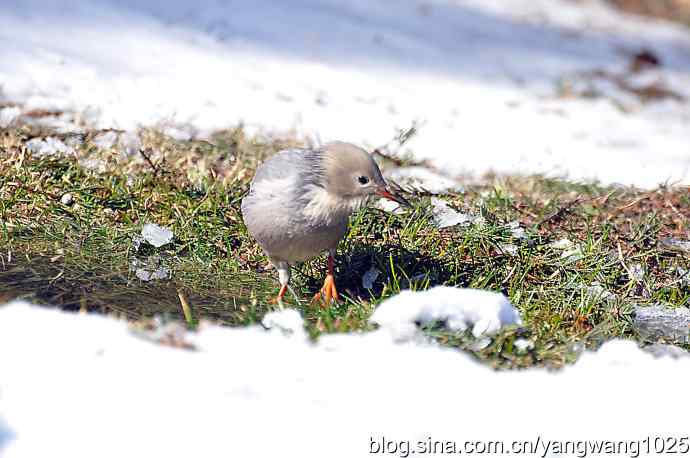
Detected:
[269,284,288,308]
[268,296,284,308]
[312,274,339,306]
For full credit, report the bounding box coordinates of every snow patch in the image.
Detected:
[261,309,305,337]
[1,0,690,186]
[1,300,690,458]
[387,167,464,194]
[370,286,522,339]
[0,106,21,127]
[430,198,476,229]
[92,131,118,150]
[25,137,73,157]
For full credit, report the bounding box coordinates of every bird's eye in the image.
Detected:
[357,176,370,185]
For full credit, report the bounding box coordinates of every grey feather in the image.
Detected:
[241,142,401,296]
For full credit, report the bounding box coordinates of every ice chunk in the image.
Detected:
[362,266,380,289]
[141,223,174,248]
[370,286,522,340]
[633,304,690,344]
[676,267,690,287]
[581,282,617,303]
[130,257,170,282]
[498,243,518,256]
[135,266,170,282]
[628,263,645,282]
[550,238,574,249]
[119,131,142,157]
[660,238,690,255]
[431,198,474,229]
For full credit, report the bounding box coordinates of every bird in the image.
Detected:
[241,141,410,305]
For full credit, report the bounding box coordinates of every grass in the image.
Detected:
[1,122,689,368]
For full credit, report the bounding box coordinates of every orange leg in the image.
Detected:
[312,254,339,306]
[269,284,288,305]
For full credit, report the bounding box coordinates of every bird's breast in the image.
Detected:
[300,185,362,225]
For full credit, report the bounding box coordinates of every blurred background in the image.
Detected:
[1,0,689,186]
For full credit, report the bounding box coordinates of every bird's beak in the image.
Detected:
[375,186,412,208]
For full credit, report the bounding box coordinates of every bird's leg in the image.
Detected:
[313,250,339,305]
[273,284,288,307]
[269,262,290,308]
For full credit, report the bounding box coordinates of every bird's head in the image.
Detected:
[320,142,410,209]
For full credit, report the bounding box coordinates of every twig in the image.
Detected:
[616,195,649,211]
[537,196,582,226]
[139,148,160,176]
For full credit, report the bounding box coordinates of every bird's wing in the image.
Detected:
[252,148,317,184]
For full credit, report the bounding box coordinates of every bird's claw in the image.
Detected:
[312,274,339,306]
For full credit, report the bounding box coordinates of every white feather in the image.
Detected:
[301,185,365,224]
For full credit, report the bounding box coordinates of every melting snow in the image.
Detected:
[129,256,171,282]
[386,167,465,194]
[430,198,476,228]
[0,106,20,127]
[371,286,522,339]
[1,0,690,186]
[92,131,119,150]
[261,309,305,337]
[0,300,689,457]
[25,137,74,157]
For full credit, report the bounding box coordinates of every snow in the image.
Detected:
[25,137,74,157]
[371,286,522,339]
[91,130,118,150]
[0,107,21,128]
[140,223,174,248]
[1,0,690,187]
[386,167,465,194]
[1,299,690,458]
[430,197,476,228]
[550,237,585,261]
[261,308,306,336]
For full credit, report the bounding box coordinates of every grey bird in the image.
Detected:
[241,141,410,305]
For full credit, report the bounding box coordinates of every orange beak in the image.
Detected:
[375,187,411,208]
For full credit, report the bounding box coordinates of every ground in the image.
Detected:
[1,123,688,368]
